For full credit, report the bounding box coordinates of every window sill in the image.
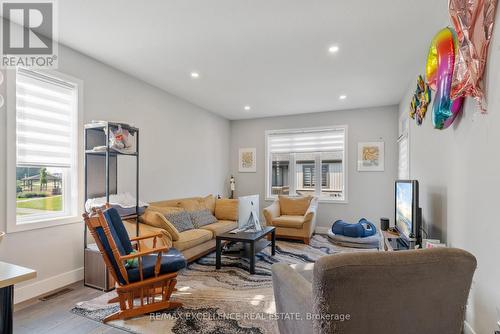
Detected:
[318,199,349,204]
[265,197,348,204]
[7,215,82,233]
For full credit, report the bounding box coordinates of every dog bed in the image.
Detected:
[327,229,382,249]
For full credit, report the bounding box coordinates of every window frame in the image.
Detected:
[265,125,348,204]
[6,68,84,233]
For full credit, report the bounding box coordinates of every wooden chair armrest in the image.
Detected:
[130,232,164,251]
[129,232,163,242]
[120,246,169,260]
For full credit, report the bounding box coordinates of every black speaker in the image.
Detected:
[380,218,389,231]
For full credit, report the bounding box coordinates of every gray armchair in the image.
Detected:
[272,248,476,334]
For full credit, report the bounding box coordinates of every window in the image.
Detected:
[266,126,347,202]
[398,115,409,179]
[13,68,79,226]
[301,163,315,188]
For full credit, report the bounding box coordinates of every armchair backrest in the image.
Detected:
[84,208,133,285]
[312,248,476,334]
[278,195,316,216]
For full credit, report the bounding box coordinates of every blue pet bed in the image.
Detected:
[331,218,377,238]
[328,218,381,249]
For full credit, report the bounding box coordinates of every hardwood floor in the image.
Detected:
[13,281,128,334]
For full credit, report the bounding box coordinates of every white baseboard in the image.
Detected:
[315,226,330,234]
[463,321,476,334]
[14,267,84,304]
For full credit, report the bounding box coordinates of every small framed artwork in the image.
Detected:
[239,148,257,172]
[357,142,384,172]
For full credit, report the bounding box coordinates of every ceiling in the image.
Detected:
[57,0,449,120]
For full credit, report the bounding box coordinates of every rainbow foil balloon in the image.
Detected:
[426,27,464,129]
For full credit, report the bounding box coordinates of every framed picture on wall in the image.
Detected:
[357,142,384,172]
[239,148,257,172]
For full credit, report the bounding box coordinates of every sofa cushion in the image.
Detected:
[146,206,183,215]
[150,197,200,208]
[126,249,186,283]
[272,215,306,228]
[190,209,218,228]
[149,195,216,212]
[278,196,312,215]
[173,229,213,251]
[103,208,134,255]
[200,195,216,214]
[179,199,205,212]
[97,208,134,285]
[215,199,239,221]
[164,211,195,232]
[140,211,181,241]
[200,220,238,236]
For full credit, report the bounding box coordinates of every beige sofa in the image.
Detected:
[263,195,318,244]
[123,195,238,262]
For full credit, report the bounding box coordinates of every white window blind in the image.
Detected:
[16,69,77,167]
[268,128,345,153]
[398,134,409,179]
[267,127,347,201]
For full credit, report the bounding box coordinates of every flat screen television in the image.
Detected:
[395,180,422,246]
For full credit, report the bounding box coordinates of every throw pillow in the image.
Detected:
[278,195,312,216]
[190,209,217,228]
[215,198,239,221]
[139,211,180,241]
[164,211,195,232]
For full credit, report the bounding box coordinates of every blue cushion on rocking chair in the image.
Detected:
[99,208,186,284]
[126,248,187,283]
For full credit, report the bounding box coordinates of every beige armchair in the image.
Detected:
[263,195,318,244]
[272,248,476,334]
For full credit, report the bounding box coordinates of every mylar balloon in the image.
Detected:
[449,0,497,111]
[409,75,431,126]
[426,27,464,129]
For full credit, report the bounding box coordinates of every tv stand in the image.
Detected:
[382,230,418,251]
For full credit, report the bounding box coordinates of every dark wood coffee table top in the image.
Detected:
[217,226,275,242]
[216,226,276,274]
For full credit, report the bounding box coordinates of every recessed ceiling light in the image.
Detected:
[339,95,347,100]
[190,72,200,78]
[328,45,340,54]
[244,105,251,111]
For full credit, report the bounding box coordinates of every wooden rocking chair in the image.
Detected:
[83,207,187,322]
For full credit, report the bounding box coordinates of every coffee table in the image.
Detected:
[216,226,276,274]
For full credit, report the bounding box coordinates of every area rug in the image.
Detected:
[72,235,377,334]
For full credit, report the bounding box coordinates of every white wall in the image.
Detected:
[0,44,230,303]
[398,6,500,332]
[230,106,398,230]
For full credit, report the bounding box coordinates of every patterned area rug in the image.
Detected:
[72,235,377,333]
